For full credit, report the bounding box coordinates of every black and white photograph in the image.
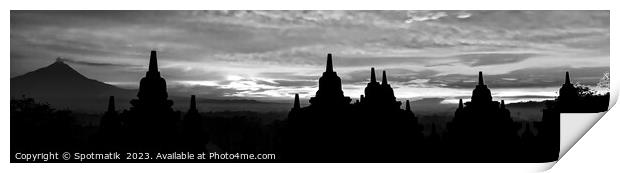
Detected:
[5,5,617,172]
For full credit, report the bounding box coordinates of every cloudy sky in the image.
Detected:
[10,11,609,103]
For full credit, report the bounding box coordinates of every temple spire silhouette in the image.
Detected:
[126,50,178,152]
[559,71,577,99]
[185,95,199,116]
[370,67,376,83]
[136,50,170,103]
[309,53,350,105]
[362,69,397,107]
[454,98,464,117]
[182,95,208,152]
[97,95,122,150]
[189,95,197,112]
[149,50,158,72]
[326,53,333,73]
[288,94,301,119]
[405,100,412,112]
[478,71,484,85]
[286,53,422,162]
[448,70,519,162]
[364,68,381,104]
[501,100,506,109]
[382,70,388,85]
[145,50,161,79]
[558,71,578,112]
[107,96,115,112]
[471,71,492,103]
[564,71,571,85]
[293,94,300,110]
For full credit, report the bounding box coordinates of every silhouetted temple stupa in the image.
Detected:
[287,94,301,119]
[286,53,354,161]
[128,51,176,114]
[455,98,464,117]
[405,100,413,114]
[93,95,124,151]
[560,72,577,98]
[380,70,397,105]
[182,95,208,152]
[447,71,518,162]
[183,95,200,128]
[535,71,577,161]
[124,50,180,151]
[500,100,510,118]
[135,51,173,107]
[472,71,492,104]
[309,53,351,106]
[363,67,381,103]
[293,93,300,110]
[286,55,422,162]
[107,96,115,113]
[558,71,578,112]
[362,68,399,109]
[100,96,121,131]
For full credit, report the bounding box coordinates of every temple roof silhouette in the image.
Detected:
[362,68,397,107]
[135,50,171,106]
[309,53,350,106]
[381,70,388,86]
[107,96,115,113]
[405,100,412,112]
[471,71,492,104]
[187,95,198,114]
[564,71,571,85]
[559,71,577,99]
[364,67,381,103]
[293,93,300,110]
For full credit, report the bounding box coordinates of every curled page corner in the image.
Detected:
[559,112,606,159]
[556,83,616,167]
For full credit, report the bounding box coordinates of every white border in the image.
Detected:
[3,1,617,173]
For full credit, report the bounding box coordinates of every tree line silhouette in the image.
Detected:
[10,51,609,162]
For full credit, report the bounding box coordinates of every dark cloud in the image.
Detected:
[268,80,316,87]
[258,72,318,81]
[160,67,227,82]
[336,57,434,68]
[428,66,609,89]
[342,68,439,85]
[59,57,136,68]
[455,11,609,30]
[215,53,438,68]
[424,53,539,67]
[457,53,539,67]
[500,95,556,99]
[168,84,244,99]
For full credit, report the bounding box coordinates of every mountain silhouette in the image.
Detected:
[10,58,134,112]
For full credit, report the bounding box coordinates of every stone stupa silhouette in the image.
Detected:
[181,95,209,152]
[286,53,354,161]
[286,54,422,162]
[123,50,181,152]
[535,71,577,161]
[446,71,519,162]
[92,96,124,151]
[309,53,351,106]
[353,67,423,161]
